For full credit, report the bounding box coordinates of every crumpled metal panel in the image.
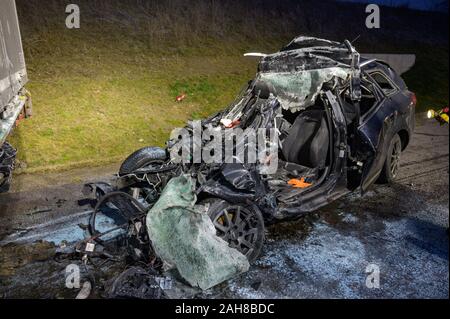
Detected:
[146,174,250,290]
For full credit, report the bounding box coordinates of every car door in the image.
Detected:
[357,70,401,193]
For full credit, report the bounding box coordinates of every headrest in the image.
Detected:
[253,79,276,99]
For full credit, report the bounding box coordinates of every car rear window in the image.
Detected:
[370,72,398,96]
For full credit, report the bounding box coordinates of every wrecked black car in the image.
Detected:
[85,36,416,264]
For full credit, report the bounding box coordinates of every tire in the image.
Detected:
[377,134,402,184]
[0,179,11,193]
[0,142,16,193]
[202,199,265,263]
[119,147,168,176]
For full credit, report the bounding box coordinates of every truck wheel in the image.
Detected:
[0,177,11,193]
[378,134,402,184]
[0,142,16,193]
[119,147,167,176]
[202,199,265,263]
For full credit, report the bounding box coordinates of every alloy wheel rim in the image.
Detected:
[212,205,260,257]
[390,140,401,178]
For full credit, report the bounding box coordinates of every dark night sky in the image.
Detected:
[340,0,449,12]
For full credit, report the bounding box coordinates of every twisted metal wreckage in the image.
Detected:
[71,36,414,295]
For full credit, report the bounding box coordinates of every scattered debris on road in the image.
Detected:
[106,267,167,299]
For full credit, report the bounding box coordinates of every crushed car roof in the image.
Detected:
[259,36,355,73]
[249,37,358,112]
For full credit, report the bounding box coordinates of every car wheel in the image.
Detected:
[0,177,11,193]
[378,134,402,184]
[203,199,265,263]
[119,147,167,176]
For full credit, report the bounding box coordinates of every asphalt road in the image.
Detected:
[0,118,448,298]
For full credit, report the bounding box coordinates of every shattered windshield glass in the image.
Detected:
[258,67,350,112]
[223,66,351,120]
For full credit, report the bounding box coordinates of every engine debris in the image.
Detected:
[106,267,167,299]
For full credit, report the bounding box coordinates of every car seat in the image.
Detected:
[281,109,329,168]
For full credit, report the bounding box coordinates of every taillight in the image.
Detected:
[411,92,417,106]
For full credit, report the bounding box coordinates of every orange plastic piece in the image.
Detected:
[175,93,187,102]
[288,177,312,188]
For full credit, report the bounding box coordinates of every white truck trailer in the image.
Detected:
[0,0,31,192]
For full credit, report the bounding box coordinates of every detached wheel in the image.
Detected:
[378,134,402,184]
[204,199,265,263]
[119,147,167,176]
